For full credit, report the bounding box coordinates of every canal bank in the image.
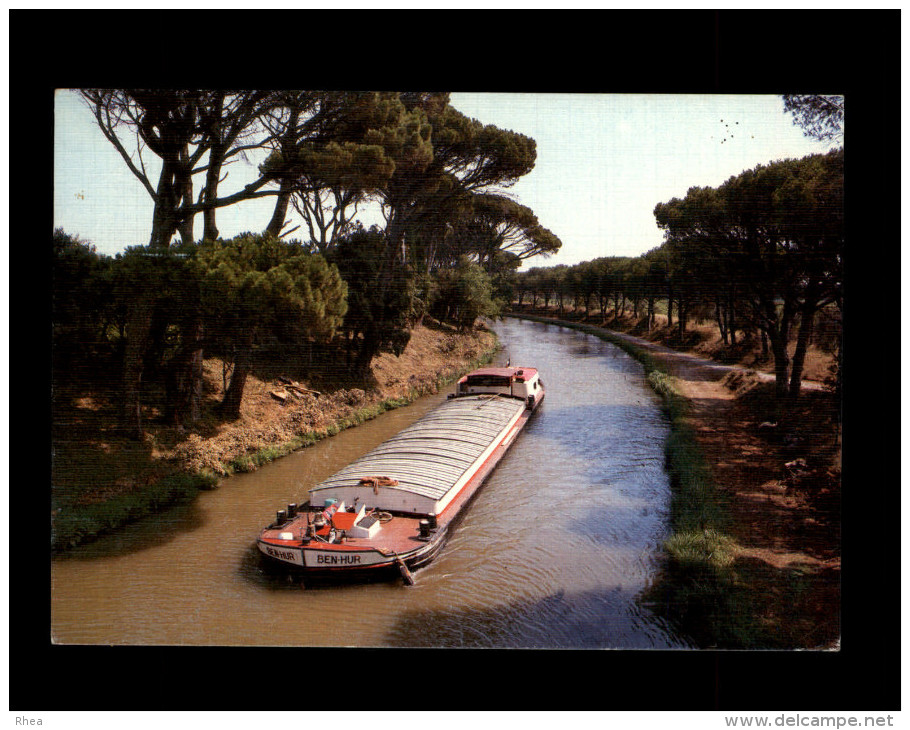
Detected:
[507,312,841,649]
[51,322,498,552]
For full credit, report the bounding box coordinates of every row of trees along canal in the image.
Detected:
[54,91,563,439]
[514,146,843,404]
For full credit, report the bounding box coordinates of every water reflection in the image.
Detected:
[53,499,206,561]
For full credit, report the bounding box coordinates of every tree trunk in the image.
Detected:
[760,295,794,401]
[788,303,816,399]
[265,180,294,238]
[202,144,225,242]
[221,330,255,420]
[265,103,302,239]
[677,297,686,338]
[121,297,155,439]
[771,333,790,401]
[201,94,226,242]
[168,316,205,427]
[149,156,183,247]
[150,203,179,247]
[353,327,378,375]
[177,146,195,245]
[715,296,728,345]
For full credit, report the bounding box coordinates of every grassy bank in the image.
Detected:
[51,471,220,552]
[508,312,813,648]
[52,323,498,552]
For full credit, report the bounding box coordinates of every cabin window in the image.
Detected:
[466,375,511,387]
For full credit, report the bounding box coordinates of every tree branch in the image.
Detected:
[91,100,157,200]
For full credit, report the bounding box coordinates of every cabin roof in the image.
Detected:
[309,394,526,505]
[463,366,538,382]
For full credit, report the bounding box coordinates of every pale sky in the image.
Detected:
[53,90,836,266]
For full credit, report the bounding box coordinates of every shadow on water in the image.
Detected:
[237,543,301,591]
[383,584,694,649]
[53,499,206,561]
[568,339,615,358]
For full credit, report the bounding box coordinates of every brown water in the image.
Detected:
[51,318,690,648]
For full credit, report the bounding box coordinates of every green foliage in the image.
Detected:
[110,242,203,333]
[446,193,562,269]
[782,94,844,144]
[377,95,546,277]
[62,232,349,424]
[654,149,844,397]
[432,256,501,329]
[197,232,348,347]
[52,229,114,364]
[329,227,417,370]
[51,471,217,551]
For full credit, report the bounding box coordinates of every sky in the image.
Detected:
[53,90,837,267]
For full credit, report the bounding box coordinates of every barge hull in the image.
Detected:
[257,405,533,577]
[257,368,544,581]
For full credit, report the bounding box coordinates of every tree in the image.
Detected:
[768,149,844,396]
[52,229,113,370]
[259,91,401,247]
[432,257,501,330]
[328,227,417,374]
[80,89,278,248]
[449,193,562,269]
[782,95,844,145]
[654,150,844,401]
[81,89,289,435]
[520,266,546,308]
[198,233,347,419]
[379,96,539,270]
[105,244,199,436]
[640,247,669,331]
[549,264,570,317]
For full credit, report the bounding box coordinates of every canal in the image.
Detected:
[50,317,690,648]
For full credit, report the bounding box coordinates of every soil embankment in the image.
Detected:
[509,308,841,649]
[51,322,498,550]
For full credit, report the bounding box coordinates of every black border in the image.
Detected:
[17,8,899,713]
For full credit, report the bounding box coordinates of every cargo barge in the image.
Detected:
[257,366,544,583]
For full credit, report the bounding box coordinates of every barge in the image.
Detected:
[257,366,544,583]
